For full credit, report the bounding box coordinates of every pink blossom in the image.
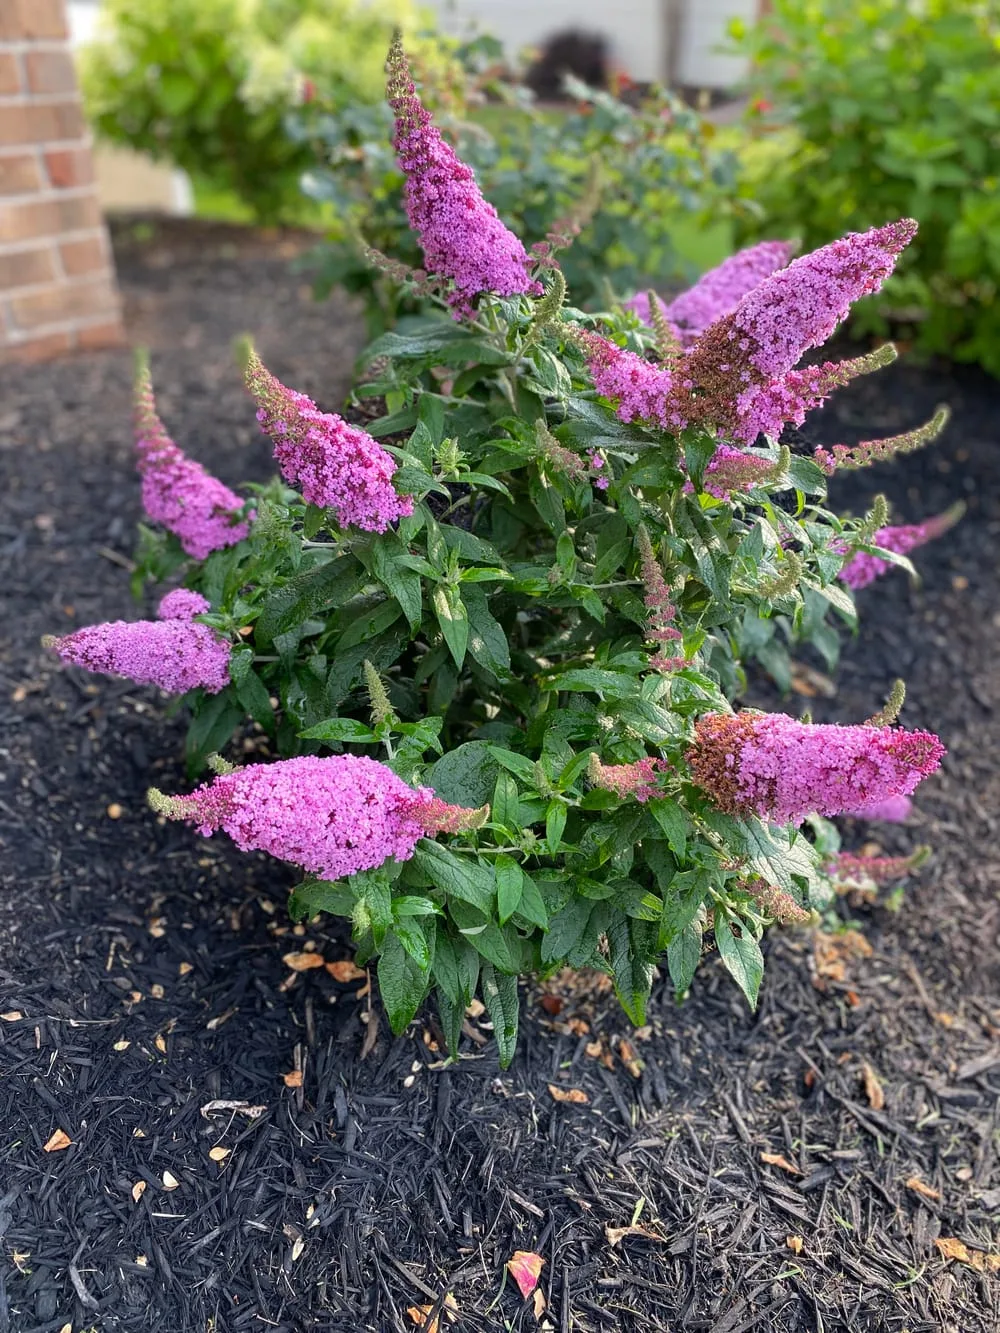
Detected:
[387,37,540,318]
[829,851,918,885]
[245,350,413,533]
[627,240,794,346]
[688,711,944,824]
[48,618,231,695]
[687,444,777,497]
[732,349,894,443]
[413,797,489,834]
[637,526,684,671]
[150,755,462,881]
[844,794,912,822]
[134,358,250,560]
[157,589,211,621]
[578,330,677,427]
[588,753,665,802]
[838,509,960,590]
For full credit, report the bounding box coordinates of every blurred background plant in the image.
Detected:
[730,0,1000,375]
[79,0,451,224]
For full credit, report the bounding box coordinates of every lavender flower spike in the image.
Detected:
[688,711,944,825]
[148,755,480,882]
[157,589,212,621]
[576,330,677,428]
[627,240,794,346]
[244,346,413,533]
[386,35,541,319]
[134,353,250,560]
[46,617,231,695]
[838,505,963,590]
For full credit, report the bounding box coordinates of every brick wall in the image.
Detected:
[0,0,123,362]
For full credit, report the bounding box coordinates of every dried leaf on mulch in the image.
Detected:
[907,1175,941,1202]
[760,1151,802,1176]
[605,1223,664,1247]
[42,1129,72,1153]
[547,1084,588,1104]
[935,1238,1000,1272]
[326,959,366,981]
[507,1251,545,1298]
[863,1061,886,1110]
[282,950,324,971]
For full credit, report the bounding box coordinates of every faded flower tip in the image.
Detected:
[41,634,58,650]
[147,787,190,819]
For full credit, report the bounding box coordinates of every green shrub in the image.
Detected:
[80,0,446,224]
[731,0,1000,373]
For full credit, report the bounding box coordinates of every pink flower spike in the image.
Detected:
[688,711,943,825]
[48,618,231,695]
[413,797,489,835]
[628,240,794,347]
[387,36,541,318]
[577,330,675,427]
[244,348,413,533]
[588,753,665,803]
[829,851,922,885]
[134,356,251,560]
[687,444,777,498]
[149,755,438,881]
[637,526,685,671]
[838,506,962,590]
[157,589,212,621]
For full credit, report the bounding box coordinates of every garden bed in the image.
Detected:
[0,220,997,1333]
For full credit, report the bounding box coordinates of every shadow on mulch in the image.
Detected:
[0,221,998,1333]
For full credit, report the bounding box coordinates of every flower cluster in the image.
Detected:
[693,445,780,498]
[386,36,540,318]
[742,879,812,925]
[576,330,676,427]
[245,348,413,533]
[845,794,912,821]
[134,356,250,559]
[637,527,684,670]
[157,589,211,621]
[838,507,962,590]
[688,711,944,824]
[627,240,794,346]
[46,612,231,696]
[148,755,479,881]
[587,754,665,803]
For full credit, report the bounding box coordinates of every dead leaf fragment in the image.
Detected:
[547,1084,588,1104]
[12,1251,30,1273]
[162,1170,180,1190]
[618,1038,643,1078]
[154,1034,167,1054]
[282,1070,303,1088]
[131,1180,146,1203]
[326,959,366,982]
[282,951,325,972]
[906,1175,941,1202]
[405,1294,459,1331]
[507,1250,545,1298]
[863,1062,885,1110]
[291,1236,305,1262]
[760,1151,802,1176]
[532,1287,546,1318]
[43,1129,72,1153]
[113,1039,130,1051]
[605,1223,663,1247]
[179,961,193,976]
[786,1235,804,1255]
[1,1010,23,1021]
[935,1237,1000,1271]
[208,1146,230,1163]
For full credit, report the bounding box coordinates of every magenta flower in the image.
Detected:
[148,755,479,881]
[732,347,895,443]
[678,222,915,441]
[844,794,912,822]
[688,711,944,824]
[578,330,677,427]
[47,617,231,695]
[245,349,413,533]
[838,507,961,590]
[687,444,778,498]
[134,358,250,560]
[588,753,665,803]
[627,240,794,346]
[386,36,540,319]
[157,589,211,621]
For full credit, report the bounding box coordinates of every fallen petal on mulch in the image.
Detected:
[507,1251,544,1298]
[42,1129,72,1153]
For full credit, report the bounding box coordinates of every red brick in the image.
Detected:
[9,274,119,330]
[44,146,93,189]
[0,329,73,362]
[0,53,22,95]
[0,0,69,41]
[77,318,124,350]
[0,152,43,196]
[59,234,106,277]
[23,50,78,97]
[0,192,101,244]
[0,245,55,288]
[0,100,85,148]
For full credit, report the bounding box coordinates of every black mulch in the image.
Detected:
[1,220,998,1333]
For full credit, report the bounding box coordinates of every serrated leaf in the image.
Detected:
[394,916,432,970]
[481,962,519,1068]
[433,925,479,1011]
[413,841,495,912]
[648,799,689,858]
[256,561,362,644]
[464,587,511,678]
[288,876,355,922]
[429,741,499,806]
[607,915,654,1026]
[716,915,764,1009]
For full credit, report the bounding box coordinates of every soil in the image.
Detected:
[0,219,997,1333]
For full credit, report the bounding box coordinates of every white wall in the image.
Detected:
[675,0,755,89]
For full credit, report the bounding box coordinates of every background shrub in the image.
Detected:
[731,0,1000,374]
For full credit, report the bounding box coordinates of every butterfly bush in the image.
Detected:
[838,507,962,589]
[59,37,955,1064]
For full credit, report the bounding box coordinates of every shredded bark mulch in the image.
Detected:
[1,220,997,1333]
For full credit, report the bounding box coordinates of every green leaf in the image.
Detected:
[607,914,654,1026]
[667,921,701,1001]
[433,925,479,1010]
[413,841,495,913]
[648,799,689,859]
[378,933,430,1034]
[288,875,354,922]
[491,773,520,831]
[256,561,362,644]
[481,962,519,1068]
[185,691,243,775]
[715,915,764,1010]
[429,741,500,806]
[392,895,441,917]
[435,987,464,1058]
[432,584,469,668]
[234,668,274,733]
[359,869,393,950]
[513,872,549,930]
[394,916,432,970]
[464,587,511,678]
[495,854,524,924]
[541,897,598,965]
[369,539,422,630]
[545,801,567,855]
[337,597,403,652]
[487,746,537,784]
[659,868,712,946]
[300,717,377,743]
[450,901,522,972]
